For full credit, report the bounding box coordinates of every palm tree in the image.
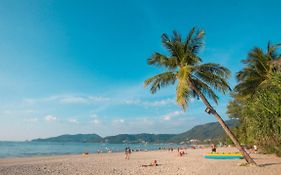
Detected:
[144,28,256,165]
[228,43,281,155]
[234,42,281,98]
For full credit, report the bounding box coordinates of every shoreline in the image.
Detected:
[1,147,281,175]
[0,144,210,160]
[0,141,183,159]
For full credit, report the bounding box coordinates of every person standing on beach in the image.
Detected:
[125,147,131,159]
[128,147,131,159]
[211,144,217,153]
[253,145,258,153]
[125,147,129,159]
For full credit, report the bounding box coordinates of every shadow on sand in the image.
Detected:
[258,162,281,167]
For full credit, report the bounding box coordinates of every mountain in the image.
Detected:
[103,134,176,144]
[32,119,239,143]
[168,119,239,142]
[32,134,103,143]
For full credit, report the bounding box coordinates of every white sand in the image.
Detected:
[0,147,280,175]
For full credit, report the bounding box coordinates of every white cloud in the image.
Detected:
[112,119,125,124]
[123,98,175,107]
[24,95,111,105]
[123,99,141,105]
[23,109,37,113]
[90,113,99,118]
[119,119,125,123]
[60,96,110,104]
[24,117,38,123]
[90,114,101,124]
[135,118,154,125]
[1,110,12,115]
[88,96,111,102]
[91,119,100,124]
[60,97,88,104]
[24,96,60,104]
[44,115,57,122]
[143,98,176,107]
[68,118,78,124]
[23,93,176,109]
[162,111,184,121]
[4,110,12,115]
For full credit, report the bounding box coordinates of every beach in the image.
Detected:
[0,147,280,175]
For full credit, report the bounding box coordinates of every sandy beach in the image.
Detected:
[0,147,280,175]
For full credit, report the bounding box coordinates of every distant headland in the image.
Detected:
[32,120,239,144]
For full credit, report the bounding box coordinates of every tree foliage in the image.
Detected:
[228,43,281,156]
[145,28,257,164]
[234,43,281,98]
[144,28,231,110]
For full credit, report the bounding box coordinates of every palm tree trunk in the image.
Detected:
[188,79,257,165]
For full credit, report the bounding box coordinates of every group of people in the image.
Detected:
[124,147,159,167]
[210,143,258,154]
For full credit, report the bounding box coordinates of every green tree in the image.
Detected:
[243,73,281,155]
[228,43,281,156]
[227,100,251,144]
[234,43,281,98]
[144,28,256,165]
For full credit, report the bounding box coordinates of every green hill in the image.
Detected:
[169,119,239,143]
[32,134,103,143]
[103,133,176,144]
[32,120,239,143]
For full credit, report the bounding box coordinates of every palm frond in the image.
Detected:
[181,27,205,65]
[236,67,260,81]
[189,29,205,54]
[147,53,178,70]
[227,100,243,119]
[184,27,196,50]
[193,63,231,94]
[191,78,219,104]
[180,52,201,66]
[172,31,182,42]
[144,72,177,94]
[194,63,231,79]
[161,33,183,61]
[235,43,281,97]
[145,28,231,109]
[242,48,264,65]
[234,78,262,96]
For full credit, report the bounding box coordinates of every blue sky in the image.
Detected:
[0,0,281,140]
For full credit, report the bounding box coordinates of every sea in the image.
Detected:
[0,141,181,158]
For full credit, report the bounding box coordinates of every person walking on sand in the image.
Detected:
[125,147,132,159]
[125,147,129,159]
[253,145,258,153]
[128,147,132,159]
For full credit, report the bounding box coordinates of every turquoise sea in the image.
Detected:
[0,141,180,158]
